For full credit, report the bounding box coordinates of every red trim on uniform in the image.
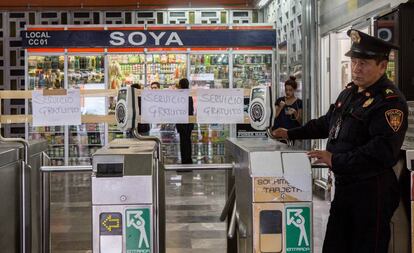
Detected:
[375,176,381,253]
[107,48,145,52]
[385,95,399,99]
[27,48,65,52]
[67,48,105,52]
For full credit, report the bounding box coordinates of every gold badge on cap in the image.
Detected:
[350,30,361,44]
[363,98,374,108]
[385,109,404,132]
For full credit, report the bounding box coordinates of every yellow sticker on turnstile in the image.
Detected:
[100,213,122,235]
[254,177,301,202]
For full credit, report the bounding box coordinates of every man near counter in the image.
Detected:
[273,29,408,253]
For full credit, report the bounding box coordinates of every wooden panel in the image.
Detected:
[0,114,250,124]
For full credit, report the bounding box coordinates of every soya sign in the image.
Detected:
[21,30,276,48]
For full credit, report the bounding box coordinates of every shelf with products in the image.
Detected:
[233,54,272,88]
[108,54,146,89]
[146,54,187,88]
[28,55,65,90]
[68,55,105,88]
[190,54,230,89]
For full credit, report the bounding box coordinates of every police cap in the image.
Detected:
[345,29,399,59]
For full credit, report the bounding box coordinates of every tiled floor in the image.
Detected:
[49,170,330,253]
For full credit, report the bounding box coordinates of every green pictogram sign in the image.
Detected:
[125,208,151,253]
[286,206,312,252]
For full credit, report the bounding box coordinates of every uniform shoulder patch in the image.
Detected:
[385,109,404,132]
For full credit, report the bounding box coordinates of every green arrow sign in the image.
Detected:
[125,208,151,253]
[286,206,312,252]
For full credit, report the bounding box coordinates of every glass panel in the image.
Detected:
[69,123,105,165]
[9,21,16,37]
[146,54,187,89]
[189,54,229,89]
[50,172,92,251]
[233,54,272,88]
[27,55,65,90]
[29,125,65,166]
[220,11,227,23]
[10,50,16,66]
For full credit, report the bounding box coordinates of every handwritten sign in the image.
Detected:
[141,90,189,123]
[32,89,81,126]
[197,89,244,123]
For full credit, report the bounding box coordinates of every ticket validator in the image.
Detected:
[248,86,273,131]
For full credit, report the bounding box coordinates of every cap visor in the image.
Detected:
[345,50,377,59]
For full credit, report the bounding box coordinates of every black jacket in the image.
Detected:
[288,75,408,178]
[176,97,194,133]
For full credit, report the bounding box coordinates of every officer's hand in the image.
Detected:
[307,150,332,168]
[279,101,286,107]
[272,128,288,139]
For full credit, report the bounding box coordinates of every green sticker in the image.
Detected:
[285,206,312,252]
[125,208,151,253]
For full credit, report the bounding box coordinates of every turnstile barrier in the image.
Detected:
[226,138,313,253]
[92,139,164,253]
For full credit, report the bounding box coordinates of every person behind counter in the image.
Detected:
[130,83,150,136]
[150,81,160,90]
[272,76,302,130]
[273,29,408,253]
[175,78,194,164]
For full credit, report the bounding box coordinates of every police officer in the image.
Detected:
[273,29,408,253]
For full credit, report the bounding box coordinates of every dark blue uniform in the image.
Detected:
[288,75,408,253]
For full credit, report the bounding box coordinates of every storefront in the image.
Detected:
[22,24,276,165]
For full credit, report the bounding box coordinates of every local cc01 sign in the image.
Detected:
[21,30,276,48]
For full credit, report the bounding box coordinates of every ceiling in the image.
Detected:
[0,0,260,10]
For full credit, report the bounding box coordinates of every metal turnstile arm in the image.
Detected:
[220,185,235,222]
[227,201,237,239]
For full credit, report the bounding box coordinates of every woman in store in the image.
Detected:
[175,78,194,164]
[272,76,302,133]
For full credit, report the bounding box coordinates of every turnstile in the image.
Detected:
[92,139,164,253]
[226,138,313,253]
[0,140,47,253]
